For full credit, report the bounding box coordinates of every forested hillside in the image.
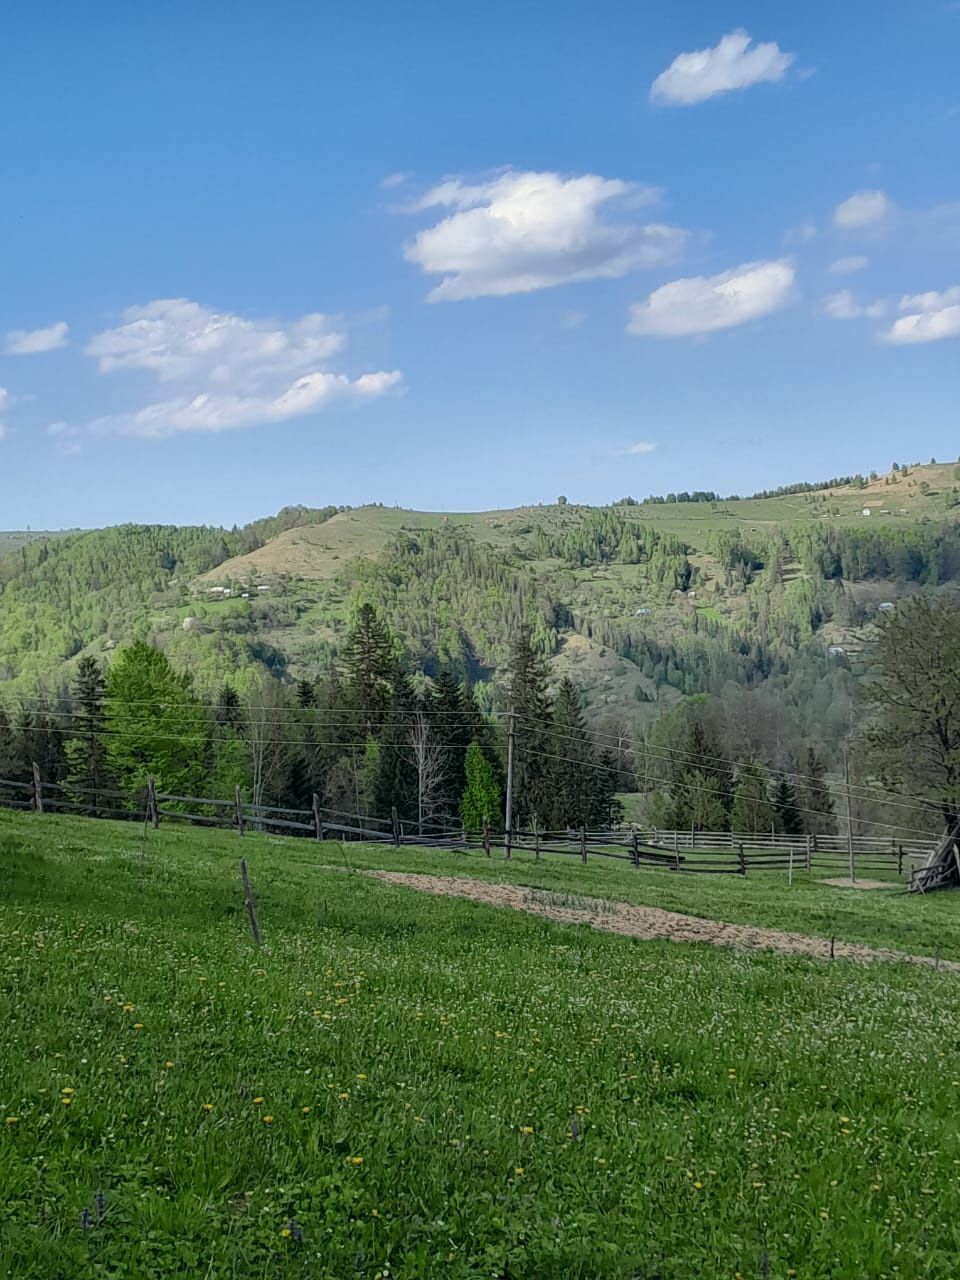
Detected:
[2,460,960,821]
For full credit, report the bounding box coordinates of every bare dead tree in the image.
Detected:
[409,710,447,836]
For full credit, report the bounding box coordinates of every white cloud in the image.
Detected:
[829,255,869,275]
[381,172,412,189]
[404,170,687,301]
[882,285,960,344]
[623,441,657,455]
[833,190,889,229]
[87,299,345,385]
[628,260,795,338]
[823,290,886,320]
[5,321,70,355]
[650,30,795,106]
[87,298,402,437]
[95,371,403,439]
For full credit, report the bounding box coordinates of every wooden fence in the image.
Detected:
[0,768,934,880]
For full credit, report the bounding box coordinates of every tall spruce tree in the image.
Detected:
[431,670,469,824]
[798,747,836,835]
[547,676,592,829]
[64,656,111,815]
[506,625,553,827]
[731,759,775,834]
[341,603,398,737]
[773,776,803,835]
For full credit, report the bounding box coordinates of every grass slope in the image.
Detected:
[3,810,960,1278]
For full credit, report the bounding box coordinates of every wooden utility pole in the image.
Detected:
[32,762,43,813]
[146,776,159,829]
[844,748,856,883]
[503,710,515,860]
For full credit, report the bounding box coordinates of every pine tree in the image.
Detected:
[798,747,836,835]
[547,676,591,828]
[341,603,397,736]
[431,670,469,823]
[731,759,774,834]
[461,741,502,832]
[506,625,553,826]
[773,776,803,835]
[64,656,111,815]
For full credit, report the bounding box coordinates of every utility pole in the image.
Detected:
[844,747,856,883]
[504,709,515,860]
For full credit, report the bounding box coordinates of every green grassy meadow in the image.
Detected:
[3,811,960,1278]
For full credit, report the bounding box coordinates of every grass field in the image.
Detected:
[3,811,960,1278]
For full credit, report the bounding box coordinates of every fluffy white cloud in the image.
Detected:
[628,260,795,337]
[95,371,403,439]
[882,285,960,344]
[833,190,889,229]
[623,441,657,455]
[5,321,70,355]
[404,170,687,301]
[650,30,794,106]
[87,298,402,436]
[829,255,869,275]
[823,290,886,320]
[87,299,345,385]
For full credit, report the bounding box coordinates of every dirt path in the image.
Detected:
[363,870,959,973]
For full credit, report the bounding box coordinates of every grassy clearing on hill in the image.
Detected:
[3,811,960,1278]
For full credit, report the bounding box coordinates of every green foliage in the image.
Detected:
[104,642,207,796]
[461,740,502,831]
[731,760,774,834]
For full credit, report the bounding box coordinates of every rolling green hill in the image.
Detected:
[2,461,959,745]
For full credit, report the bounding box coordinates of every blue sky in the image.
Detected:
[1,0,958,529]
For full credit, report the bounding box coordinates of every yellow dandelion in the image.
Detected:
[520,1126,534,1134]
[61,1087,75,1096]
[371,1208,379,1217]
[514,1166,524,1176]
[339,1092,350,1101]
[5,1117,18,1125]
[253,1097,265,1105]
[62,1097,73,1107]
[165,1061,174,1069]
[693,1181,703,1190]
[356,1073,367,1080]
[202,1103,214,1112]
[302,1106,311,1114]
[133,1023,144,1031]
[262,1115,274,1124]
[280,1227,291,1238]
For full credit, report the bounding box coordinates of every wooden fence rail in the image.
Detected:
[0,768,937,881]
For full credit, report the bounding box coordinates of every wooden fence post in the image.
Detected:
[897,844,904,877]
[312,794,324,841]
[147,776,159,829]
[235,785,245,837]
[631,829,639,867]
[674,844,681,873]
[534,821,541,862]
[391,806,401,848]
[805,834,812,874]
[239,858,261,946]
[482,818,491,858]
[738,842,746,876]
[580,826,587,864]
[32,762,43,813]
[788,846,794,887]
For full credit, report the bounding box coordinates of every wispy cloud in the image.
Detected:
[834,190,889,230]
[404,169,687,301]
[622,441,657,455]
[5,321,70,355]
[822,290,886,320]
[628,260,795,337]
[882,286,960,344]
[380,171,412,190]
[650,30,795,106]
[829,255,869,275]
[87,298,403,437]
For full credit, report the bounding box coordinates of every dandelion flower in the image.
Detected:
[280,1228,291,1238]
[347,1156,363,1166]
[253,1097,265,1105]
[62,1097,73,1107]
[520,1126,534,1134]
[5,1117,18,1125]
[133,1023,144,1031]
[693,1181,703,1190]
[165,1061,174,1069]
[514,1167,524,1176]
[202,1103,213,1112]
[302,1106,311,1114]
[262,1115,274,1124]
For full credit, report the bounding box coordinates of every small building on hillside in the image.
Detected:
[828,644,846,655]
[861,507,871,517]
[878,601,894,612]
[634,607,651,616]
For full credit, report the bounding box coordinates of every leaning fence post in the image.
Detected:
[534,820,541,862]
[897,844,904,877]
[805,834,812,874]
[312,794,324,841]
[788,846,794,887]
[239,858,261,946]
[32,762,44,814]
[580,826,587,864]
[235,785,245,837]
[738,842,746,876]
[147,776,159,829]
[390,806,401,848]
[631,829,639,867]
[482,817,491,858]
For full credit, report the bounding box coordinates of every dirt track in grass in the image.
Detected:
[362,870,960,973]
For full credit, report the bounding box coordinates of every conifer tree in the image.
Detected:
[65,656,111,815]
[773,776,803,835]
[461,740,502,832]
[731,759,774,834]
[798,747,836,835]
[506,624,553,826]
